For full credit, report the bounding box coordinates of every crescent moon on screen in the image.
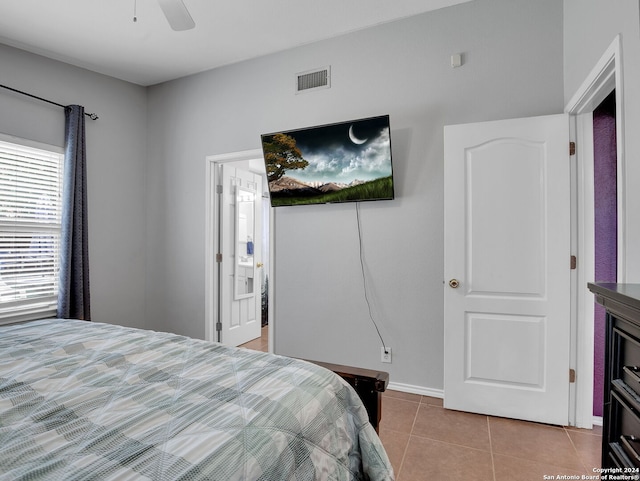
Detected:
[348,125,368,145]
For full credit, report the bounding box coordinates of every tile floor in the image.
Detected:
[240,328,603,481]
[378,390,602,481]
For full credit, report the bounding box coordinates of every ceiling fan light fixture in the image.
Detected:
[157,0,196,31]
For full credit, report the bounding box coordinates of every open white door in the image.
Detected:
[218,164,263,347]
[444,114,571,425]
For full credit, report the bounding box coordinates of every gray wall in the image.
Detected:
[4,0,637,394]
[2,0,637,396]
[146,0,564,391]
[564,0,640,282]
[0,44,148,328]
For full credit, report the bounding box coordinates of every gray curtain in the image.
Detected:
[57,105,91,320]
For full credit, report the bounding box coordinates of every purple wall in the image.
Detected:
[593,91,617,418]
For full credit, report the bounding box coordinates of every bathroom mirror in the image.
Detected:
[234,186,256,300]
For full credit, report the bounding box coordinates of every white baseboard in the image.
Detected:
[387,381,443,399]
[592,416,603,427]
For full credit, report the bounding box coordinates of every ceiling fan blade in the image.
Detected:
[157,0,195,31]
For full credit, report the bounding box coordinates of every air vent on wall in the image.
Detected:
[296,66,331,94]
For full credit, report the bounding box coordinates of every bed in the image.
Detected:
[0,319,394,481]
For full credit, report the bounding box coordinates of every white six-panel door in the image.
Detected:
[443,114,571,425]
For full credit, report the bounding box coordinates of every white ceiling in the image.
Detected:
[0,0,472,86]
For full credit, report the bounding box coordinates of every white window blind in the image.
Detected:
[0,136,63,323]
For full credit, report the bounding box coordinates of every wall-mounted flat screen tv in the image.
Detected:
[260,115,394,207]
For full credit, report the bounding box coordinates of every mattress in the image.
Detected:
[0,319,394,480]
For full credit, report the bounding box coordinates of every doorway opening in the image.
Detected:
[239,195,271,353]
[592,90,617,419]
[205,149,273,352]
[566,34,624,428]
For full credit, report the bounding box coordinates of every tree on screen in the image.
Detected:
[263,133,308,182]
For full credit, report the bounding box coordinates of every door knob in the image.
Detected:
[256,263,263,268]
[449,279,460,288]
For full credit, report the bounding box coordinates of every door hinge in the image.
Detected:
[569,369,576,383]
[216,322,222,333]
[570,255,577,270]
[216,184,223,194]
[569,142,576,156]
[216,253,222,263]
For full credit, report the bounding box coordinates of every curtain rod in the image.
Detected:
[0,84,99,120]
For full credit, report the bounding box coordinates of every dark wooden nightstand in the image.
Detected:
[305,359,389,433]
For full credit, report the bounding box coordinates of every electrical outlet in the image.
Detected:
[381,347,392,363]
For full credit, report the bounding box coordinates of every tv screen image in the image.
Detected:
[261,115,394,207]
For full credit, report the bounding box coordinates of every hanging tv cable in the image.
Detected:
[355,202,388,354]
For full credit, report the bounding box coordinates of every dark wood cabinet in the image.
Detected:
[589,283,640,469]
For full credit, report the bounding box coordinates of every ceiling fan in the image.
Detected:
[156,0,195,31]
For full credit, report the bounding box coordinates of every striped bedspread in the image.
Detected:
[0,319,393,481]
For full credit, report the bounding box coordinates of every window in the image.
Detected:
[0,134,63,324]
